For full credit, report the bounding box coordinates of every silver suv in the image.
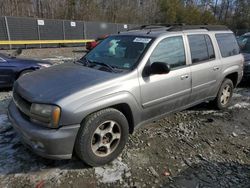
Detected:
[8,25,244,166]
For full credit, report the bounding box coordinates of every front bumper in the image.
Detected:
[8,100,80,159]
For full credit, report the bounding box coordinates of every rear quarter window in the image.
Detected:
[215,33,240,57]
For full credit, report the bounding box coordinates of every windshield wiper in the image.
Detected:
[77,57,119,73]
[76,57,90,66]
[90,61,117,73]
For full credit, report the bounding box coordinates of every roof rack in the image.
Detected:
[128,23,184,31]
[128,24,229,32]
[167,24,229,31]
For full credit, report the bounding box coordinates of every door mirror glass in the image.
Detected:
[150,62,170,75]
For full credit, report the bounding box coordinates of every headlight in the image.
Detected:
[30,103,61,128]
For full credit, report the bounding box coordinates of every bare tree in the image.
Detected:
[0,0,249,30]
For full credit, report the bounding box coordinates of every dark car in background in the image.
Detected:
[0,53,52,88]
[238,33,250,81]
[86,35,108,51]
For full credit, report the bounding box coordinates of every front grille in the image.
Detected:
[13,89,51,127]
[13,91,32,118]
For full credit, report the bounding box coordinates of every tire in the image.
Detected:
[213,79,234,110]
[75,108,129,166]
[19,70,33,77]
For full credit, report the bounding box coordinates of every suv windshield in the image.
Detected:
[83,35,153,70]
[238,35,250,53]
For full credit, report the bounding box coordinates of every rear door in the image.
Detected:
[187,34,222,102]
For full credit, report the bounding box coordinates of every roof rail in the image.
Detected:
[167,25,229,31]
[128,24,229,32]
[128,23,184,31]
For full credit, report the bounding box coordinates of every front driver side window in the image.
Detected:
[150,36,186,69]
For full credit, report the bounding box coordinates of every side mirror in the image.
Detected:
[150,62,171,75]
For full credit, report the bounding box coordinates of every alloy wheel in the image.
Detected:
[220,84,231,105]
[91,120,121,157]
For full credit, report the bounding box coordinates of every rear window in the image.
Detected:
[215,33,240,57]
[238,35,250,53]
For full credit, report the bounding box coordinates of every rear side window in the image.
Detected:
[205,35,215,59]
[238,36,250,53]
[188,34,215,64]
[215,33,240,57]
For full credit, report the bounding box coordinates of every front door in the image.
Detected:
[139,35,192,120]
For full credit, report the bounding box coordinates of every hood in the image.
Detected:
[15,63,120,103]
[10,57,52,65]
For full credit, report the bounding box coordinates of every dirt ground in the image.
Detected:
[0,48,249,188]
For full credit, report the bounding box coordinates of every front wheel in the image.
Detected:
[19,70,33,77]
[75,108,129,166]
[213,79,234,110]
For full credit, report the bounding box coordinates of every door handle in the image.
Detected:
[181,75,189,80]
[213,67,219,71]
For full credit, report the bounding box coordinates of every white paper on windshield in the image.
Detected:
[133,38,151,43]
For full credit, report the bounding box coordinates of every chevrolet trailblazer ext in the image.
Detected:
[8,25,243,166]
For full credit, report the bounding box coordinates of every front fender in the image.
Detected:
[59,91,142,127]
[17,66,40,78]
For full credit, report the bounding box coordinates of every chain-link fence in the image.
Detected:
[0,16,137,49]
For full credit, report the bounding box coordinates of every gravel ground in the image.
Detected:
[1,47,84,66]
[0,48,249,188]
[1,47,84,59]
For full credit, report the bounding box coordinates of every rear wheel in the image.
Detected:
[75,108,129,166]
[213,79,234,110]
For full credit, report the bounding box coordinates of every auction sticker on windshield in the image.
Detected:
[133,38,151,43]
